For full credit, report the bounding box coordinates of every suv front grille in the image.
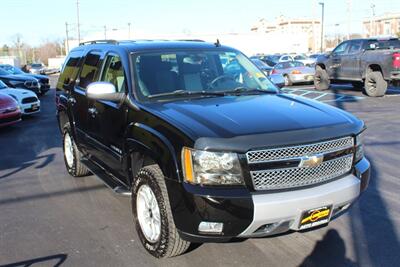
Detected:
[251,154,353,190]
[22,97,38,104]
[246,136,354,191]
[246,136,354,163]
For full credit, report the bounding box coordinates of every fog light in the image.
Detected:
[198,222,223,234]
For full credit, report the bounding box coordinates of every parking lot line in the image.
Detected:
[281,87,365,103]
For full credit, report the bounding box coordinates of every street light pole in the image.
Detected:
[128,22,131,39]
[76,0,81,43]
[319,2,325,53]
[104,25,107,39]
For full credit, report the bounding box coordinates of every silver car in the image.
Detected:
[271,61,315,86]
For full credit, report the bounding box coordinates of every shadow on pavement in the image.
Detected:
[299,229,357,267]
[0,253,67,267]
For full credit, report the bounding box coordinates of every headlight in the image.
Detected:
[182,147,244,186]
[355,131,365,162]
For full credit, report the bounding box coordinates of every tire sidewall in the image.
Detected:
[365,71,387,97]
[132,168,170,258]
[62,125,78,176]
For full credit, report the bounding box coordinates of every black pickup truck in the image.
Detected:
[56,40,370,258]
[315,37,400,96]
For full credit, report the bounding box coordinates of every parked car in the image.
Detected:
[0,80,40,115]
[251,58,273,76]
[56,40,370,258]
[278,54,294,63]
[28,63,46,75]
[315,37,400,96]
[271,61,315,86]
[0,66,49,96]
[0,92,21,127]
[293,54,316,67]
[254,55,281,66]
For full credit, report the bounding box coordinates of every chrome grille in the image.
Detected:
[251,155,353,190]
[246,136,354,163]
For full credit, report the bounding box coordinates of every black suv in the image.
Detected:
[56,40,370,258]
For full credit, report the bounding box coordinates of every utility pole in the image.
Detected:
[346,0,352,40]
[65,22,70,55]
[104,25,107,39]
[76,0,81,43]
[128,22,131,39]
[319,2,325,53]
[335,23,340,46]
[370,3,376,36]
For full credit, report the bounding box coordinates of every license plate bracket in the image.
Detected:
[299,205,332,230]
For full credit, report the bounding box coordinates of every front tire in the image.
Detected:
[314,66,330,90]
[132,164,190,258]
[62,123,90,177]
[364,71,387,97]
[284,75,292,86]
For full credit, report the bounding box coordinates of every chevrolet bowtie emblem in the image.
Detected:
[299,154,324,168]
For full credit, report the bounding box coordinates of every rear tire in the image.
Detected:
[132,164,190,258]
[364,71,387,97]
[62,123,90,177]
[314,66,330,91]
[283,75,292,86]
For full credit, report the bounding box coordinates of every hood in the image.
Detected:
[144,94,363,152]
[0,93,18,107]
[0,88,37,101]
[0,73,38,82]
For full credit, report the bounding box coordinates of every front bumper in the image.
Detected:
[20,101,41,115]
[173,157,370,242]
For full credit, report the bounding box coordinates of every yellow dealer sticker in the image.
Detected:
[299,205,332,230]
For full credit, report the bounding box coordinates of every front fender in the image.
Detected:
[124,122,181,183]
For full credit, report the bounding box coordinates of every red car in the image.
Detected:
[0,93,21,127]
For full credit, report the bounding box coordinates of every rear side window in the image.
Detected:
[78,52,102,89]
[349,41,363,54]
[59,50,83,86]
[100,54,126,93]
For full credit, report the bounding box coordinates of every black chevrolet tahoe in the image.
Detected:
[56,40,370,258]
[315,37,400,96]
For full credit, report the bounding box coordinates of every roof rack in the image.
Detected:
[79,40,118,46]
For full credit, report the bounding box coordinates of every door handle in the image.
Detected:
[88,107,98,118]
[68,97,76,105]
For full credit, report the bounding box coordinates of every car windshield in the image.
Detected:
[0,80,7,89]
[281,61,305,69]
[133,50,278,101]
[0,65,24,75]
[0,68,10,75]
[294,55,306,60]
[31,64,42,68]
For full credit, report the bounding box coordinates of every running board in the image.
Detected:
[81,158,131,197]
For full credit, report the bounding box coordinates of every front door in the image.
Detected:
[86,53,128,184]
[328,41,350,79]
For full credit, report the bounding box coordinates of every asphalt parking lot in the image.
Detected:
[0,76,399,267]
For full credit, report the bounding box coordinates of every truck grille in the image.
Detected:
[246,137,354,191]
[246,136,354,163]
[251,155,353,190]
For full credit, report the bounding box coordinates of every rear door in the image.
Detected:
[86,52,128,183]
[72,50,103,152]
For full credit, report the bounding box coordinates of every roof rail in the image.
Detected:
[79,40,118,46]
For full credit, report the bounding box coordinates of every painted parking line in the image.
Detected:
[281,88,365,103]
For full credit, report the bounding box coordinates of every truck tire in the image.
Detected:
[62,123,90,177]
[132,164,190,258]
[314,66,330,91]
[364,71,387,97]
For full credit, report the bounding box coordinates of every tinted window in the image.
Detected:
[78,52,101,89]
[365,39,400,50]
[349,41,363,54]
[100,54,126,93]
[333,42,349,55]
[59,50,83,86]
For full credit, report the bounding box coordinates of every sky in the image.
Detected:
[1,0,399,46]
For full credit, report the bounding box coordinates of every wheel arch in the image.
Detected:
[363,64,383,79]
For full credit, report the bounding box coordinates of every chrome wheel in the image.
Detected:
[136,184,161,243]
[64,132,74,168]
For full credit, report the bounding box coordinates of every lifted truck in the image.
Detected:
[56,40,370,258]
[315,37,400,96]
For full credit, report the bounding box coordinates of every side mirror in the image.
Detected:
[86,82,123,102]
[269,74,285,88]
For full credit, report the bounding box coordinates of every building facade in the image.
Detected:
[251,16,322,53]
[363,13,400,37]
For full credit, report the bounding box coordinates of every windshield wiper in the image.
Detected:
[222,87,276,95]
[148,90,225,99]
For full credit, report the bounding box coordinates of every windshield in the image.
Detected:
[133,50,277,101]
[294,55,306,60]
[0,80,7,89]
[0,65,24,75]
[31,64,42,68]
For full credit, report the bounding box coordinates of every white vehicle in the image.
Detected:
[278,55,294,62]
[293,54,316,67]
[0,80,40,115]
